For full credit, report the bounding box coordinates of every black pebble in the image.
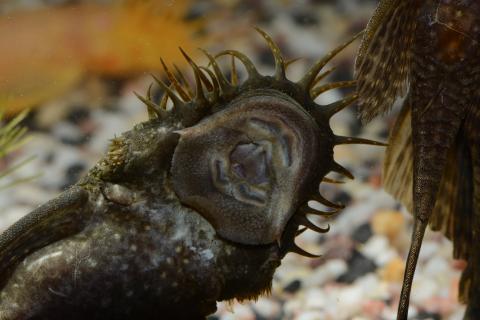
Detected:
[283,279,302,293]
[44,0,82,5]
[66,106,90,125]
[258,48,275,68]
[412,311,441,320]
[183,1,211,21]
[290,10,318,26]
[351,223,373,244]
[337,250,376,284]
[254,312,282,320]
[378,127,390,140]
[333,190,352,207]
[349,116,363,136]
[60,133,91,146]
[44,151,55,165]
[62,162,86,190]
[330,63,353,86]
[21,109,42,132]
[254,313,268,320]
[311,0,337,6]
[363,159,378,170]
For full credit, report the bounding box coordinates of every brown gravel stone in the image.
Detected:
[372,210,405,241]
[379,257,405,283]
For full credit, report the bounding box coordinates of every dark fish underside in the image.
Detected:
[383,98,479,305]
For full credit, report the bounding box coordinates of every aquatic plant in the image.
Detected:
[0,110,37,190]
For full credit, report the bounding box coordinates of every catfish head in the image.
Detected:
[0,29,384,319]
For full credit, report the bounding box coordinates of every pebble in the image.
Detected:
[379,257,405,283]
[283,279,302,293]
[418,241,441,263]
[62,162,86,189]
[351,222,373,243]
[251,297,281,319]
[361,299,386,319]
[304,288,327,310]
[306,259,348,288]
[66,106,90,125]
[413,311,441,320]
[371,209,405,241]
[423,256,451,283]
[290,10,319,26]
[217,302,255,320]
[337,250,377,284]
[321,235,354,261]
[332,190,353,207]
[335,285,364,318]
[0,205,32,231]
[295,310,325,320]
[361,235,390,262]
[356,273,390,300]
[283,297,302,317]
[53,122,88,146]
[411,277,439,305]
[422,295,457,316]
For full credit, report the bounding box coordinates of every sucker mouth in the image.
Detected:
[160,28,384,247]
[210,114,301,208]
[211,157,269,207]
[248,118,295,168]
[230,142,270,184]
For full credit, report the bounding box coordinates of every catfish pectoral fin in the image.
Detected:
[382,99,413,212]
[396,92,465,319]
[0,186,90,289]
[397,219,427,320]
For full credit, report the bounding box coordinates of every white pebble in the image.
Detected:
[295,310,325,320]
[306,259,348,287]
[411,277,438,304]
[304,288,327,310]
[252,297,281,318]
[361,235,389,262]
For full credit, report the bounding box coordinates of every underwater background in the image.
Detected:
[0,1,465,319]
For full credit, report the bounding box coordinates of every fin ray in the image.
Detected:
[355,0,419,122]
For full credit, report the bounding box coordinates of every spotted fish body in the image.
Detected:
[0,30,379,319]
[355,1,480,319]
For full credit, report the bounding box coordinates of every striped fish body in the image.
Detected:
[410,0,480,227]
[356,0,480,319]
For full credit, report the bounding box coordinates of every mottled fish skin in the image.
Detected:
[0,116,284,320]
[355,0,419,123]
[0,30,376,319]
[356,1,480,319]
